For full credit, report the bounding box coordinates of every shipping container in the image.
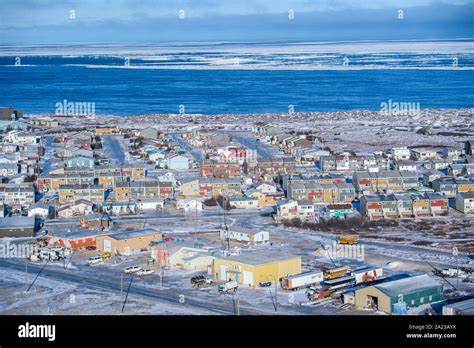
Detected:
[281,271,324,290]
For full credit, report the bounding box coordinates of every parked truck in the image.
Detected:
[338,235,358,245]
[280,271,324,291]
[191,275,214,288]
[306,288,335,303]
[218,280,238,294]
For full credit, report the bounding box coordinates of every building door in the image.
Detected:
[103,239,112,252]
[219,265,228,281]
[243,271,253,286]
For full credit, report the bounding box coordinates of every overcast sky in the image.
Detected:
[0,0,473,43]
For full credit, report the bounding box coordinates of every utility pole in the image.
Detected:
[25,257,28,290]
[120,273,123,299]
[453,247,459,287]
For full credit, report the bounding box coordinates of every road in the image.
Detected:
[225,131,283,158]
[45,208,271,226]
[170,133,202,162]
[101,135,126,165]
[0,258,262,315]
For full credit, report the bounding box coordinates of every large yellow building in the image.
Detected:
[212,250,301,287]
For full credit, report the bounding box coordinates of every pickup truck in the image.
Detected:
[191,275,213,288]
[136,269,155,277]
[218,280,238,294]
[124,266,142,274]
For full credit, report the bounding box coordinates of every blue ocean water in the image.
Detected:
[0,42,473,115]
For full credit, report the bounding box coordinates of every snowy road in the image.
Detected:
[169,133,202,162]
[225,131,283,158]
[101,135,126,165]
[0,258,259,315]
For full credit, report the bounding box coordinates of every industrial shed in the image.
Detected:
[96,229,162,255]
[0,216,36,237]
[442,298,474,315]
[212,250,301,287]
[354,274,443,314]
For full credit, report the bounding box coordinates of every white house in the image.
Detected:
[57,199,94,218]
[411,148,439,161]
[137,198,164,211]
[254,182,278,194]
[276,199,315,222]
[390,147,411,160]
[456,191,474,214]
[166,245,215,270]
[219,226,269,244]
[0,163,19,176]
[176,198,203,212]
[395,160,417,172]
[28,203,52,219]
[167,154,190,170]
[228,196,259,209]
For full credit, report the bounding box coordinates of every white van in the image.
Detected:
[88,256,104,265]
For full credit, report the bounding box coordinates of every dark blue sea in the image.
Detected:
[0,42,473,115]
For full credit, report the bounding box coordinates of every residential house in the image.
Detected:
[176,198,203,212]
[57,199,94,218]
[456,191,474,214]
[228,195,259,209]
[219,226,269,244]
[276,199,315,222]
[58,184,105,203]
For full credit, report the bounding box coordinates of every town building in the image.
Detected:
[0,216,36,237]
[354,274,442,314]
[455,191,474,214]
[212,250,301,287]
[96,229,162,255]
[219,226,270,244]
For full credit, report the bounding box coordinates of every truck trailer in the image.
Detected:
[352,267,383,284]
[281,271,324,291]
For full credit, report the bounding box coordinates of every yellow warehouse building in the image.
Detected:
[212,250,301,287]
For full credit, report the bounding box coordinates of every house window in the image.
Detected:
[411,300,415,305]
[429,295,432,301]
[420,297,424,303]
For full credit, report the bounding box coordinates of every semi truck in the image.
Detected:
[280,271,324,291]
[352,267,383,284]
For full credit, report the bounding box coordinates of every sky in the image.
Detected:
[0,0,473,43]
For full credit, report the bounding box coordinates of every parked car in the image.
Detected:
[86,246,97,251]
[163,237,174,242]
[136,269,155,277]
[88,256,104,265]
[124,266,142,274]
[99,252,111,259]
[259,281,272,287]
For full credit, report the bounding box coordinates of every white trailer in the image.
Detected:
[352,267,383,285]
[281,271,324,291]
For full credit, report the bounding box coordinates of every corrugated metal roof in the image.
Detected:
[375,274,441,297]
